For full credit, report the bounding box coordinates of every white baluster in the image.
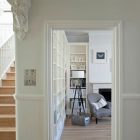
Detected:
[0,24,13,46]
[0,34,15,79]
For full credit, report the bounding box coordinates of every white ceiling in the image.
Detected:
[65,31,89,43]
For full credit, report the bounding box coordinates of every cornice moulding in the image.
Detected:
[7,0,31,40]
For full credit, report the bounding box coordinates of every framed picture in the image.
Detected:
[24,69,36,86]
[93,49,107,63]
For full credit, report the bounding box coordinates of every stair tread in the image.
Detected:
[7,72,15,74]
[2,79,15,81]
[0,104,15,107]
[6,78,15,80]
[0,61,16,133]
[0,86,15,88]
[0,115,15,118]
[0,127,15,132]
[0,94,14,97]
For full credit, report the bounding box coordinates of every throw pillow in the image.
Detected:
[92,98,107,110]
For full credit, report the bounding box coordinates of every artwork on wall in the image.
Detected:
[93,49,107,63]
[24,69,36,86]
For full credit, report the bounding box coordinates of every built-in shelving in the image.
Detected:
[70,44,87,90]
[52,30,68,140]
[66,43,88,115]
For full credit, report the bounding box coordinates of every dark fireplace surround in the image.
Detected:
[99,88,111,102]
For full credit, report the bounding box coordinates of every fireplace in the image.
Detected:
[99,88,111,102]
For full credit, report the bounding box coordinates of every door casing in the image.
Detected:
[44,20,122,140]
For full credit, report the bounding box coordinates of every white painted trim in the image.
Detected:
[44,23,53,140]
[14,94,44,101]
[122,93,140,99]
[44,20,122,140]
[120,93,140,140]
[68,42,88,46]
[93,82,112,84]
[46,20,122,30]
[112,21,122,140]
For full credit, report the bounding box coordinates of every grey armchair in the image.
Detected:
[87,93,111,124]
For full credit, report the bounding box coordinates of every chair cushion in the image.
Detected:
[96,107,111,117]
[92,98,107,110]
[105,101,111,109]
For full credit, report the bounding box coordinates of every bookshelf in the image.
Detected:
[66,43,88,115]
[52,30,68,140]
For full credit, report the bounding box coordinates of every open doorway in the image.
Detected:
[45,21,121,140]
[53,29,112,140]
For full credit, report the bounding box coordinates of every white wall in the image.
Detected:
[89,31,113,83]
[15,0,140,140]
[16,98,44,140]
[0,12,13,45]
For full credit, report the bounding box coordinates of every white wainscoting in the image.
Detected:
[15,92,140,140]
[15,94,44,140]
[121,93,140,140]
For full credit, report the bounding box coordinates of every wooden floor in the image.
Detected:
[61,117,111,140]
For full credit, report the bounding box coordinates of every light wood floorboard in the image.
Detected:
[61,117,111,140]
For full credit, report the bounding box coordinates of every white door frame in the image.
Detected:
[44,20,122,140]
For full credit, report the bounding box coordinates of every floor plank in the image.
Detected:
[61,117,111,140]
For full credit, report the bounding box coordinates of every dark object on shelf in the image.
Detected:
[71,85,90,126]
[99,88,111,102]
[87,93,111,124]
[70,87,86,89]
[71,70,85,78]
[70,78,86,88]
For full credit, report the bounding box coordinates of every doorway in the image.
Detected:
[45,20,122,140]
